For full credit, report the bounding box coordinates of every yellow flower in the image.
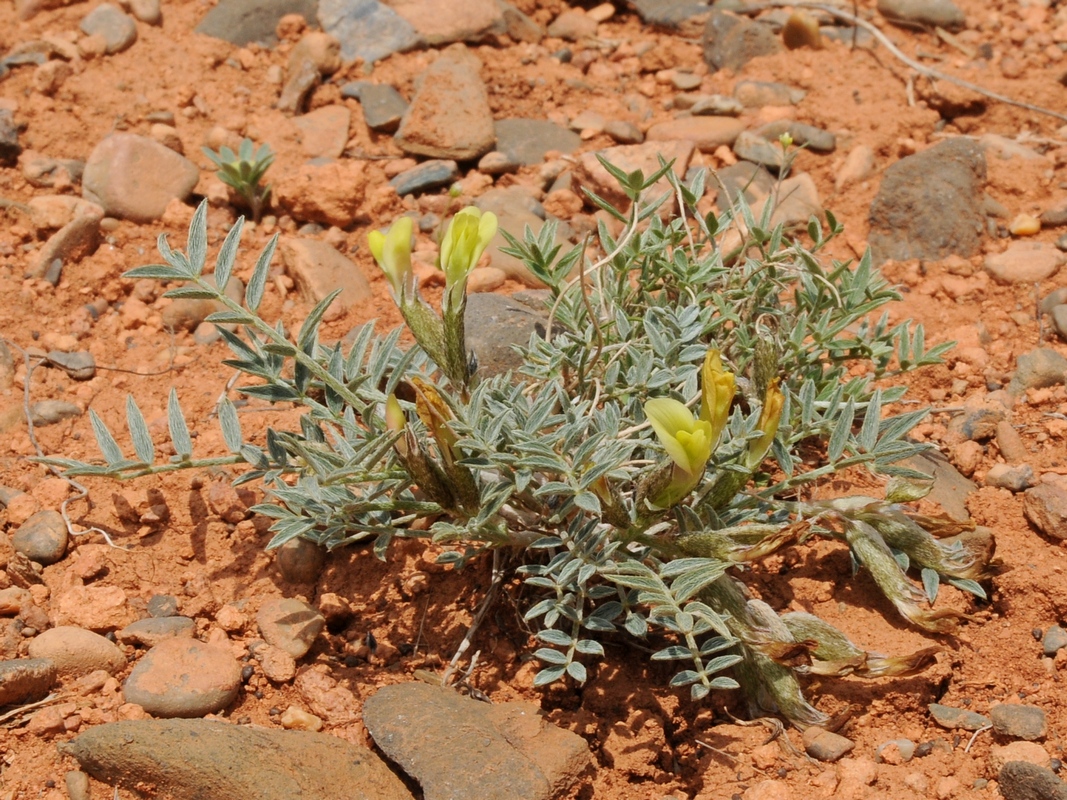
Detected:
[699,349,735,448]
[438,207,498,312]
[746,379,784,469]
[646,398,713,476]
[368,216,414,303]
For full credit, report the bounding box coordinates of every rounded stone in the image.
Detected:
[985,242,1066,284]
[28,626,126,676]
[1043,625,1067,657]
[12,509,68,565]
[123,638,242,718]
[991,704,1047,741]
[275,538,326,583]
[256,598,325,659]
[0,658,57,706]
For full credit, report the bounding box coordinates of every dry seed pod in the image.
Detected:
[782,11,822,50]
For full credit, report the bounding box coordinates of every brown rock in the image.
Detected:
[27,195,104,232]
[274,160,367,227]
[27,626,126,676]
[576,140,694,207]
[53,584,135,631]
[123,638,242,718]
[985,242,1066,284]
[30,213,103,280]
[286,32,342,77]
[257,597,325,659]
[990,742,1051,774]
[388,0,504,45]
[293,105,350,159]
[1024,483,1067,540]
[645,116,745,152]
[295,665,359,724]
[253,642,297,682]
[0,658,57,705]
[82,134,199,223]
[394,45,495,160]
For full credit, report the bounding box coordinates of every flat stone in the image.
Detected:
[388,159,459,196]
[1011,348,1067,394]
[79,4,137,54]
[27,626,126,676]
[345,82,408,132]
[646,116,745,152]
[274,160,367,227]
[802,727,855,762]
[690,94,744,116]
[547,8,597,41]
[603,119,643,144]
[991,742,1052,773]
[984,463,1035,493]
[256,597,325,659]
[878,0,965,31]
[147,594,180,618]
[195,0,317,46]
[318,0,420,64]
[83,134,199,224]
[757,120,836,152]
[576,139,694,208]
[1024,484,1067,540]
[124,638,242,718]
[985,242,1065,284]
[30,214,103,281]
[632,0,711,34]
[734,80,805,107]
[31,400,82,426]
[116,617,196,648]
[494,118,580,166]
[868,137,986,265]
[929,703,992,731]
[498,1,543,43]
[998,761,1067,800]
[394,44,495,160]
[293,105,350,159]
[280,238,373,310]
[702,10,781,72]
[1043,625,1067,657]
[477,150,520,175]
[275,538,326,583]
[387,0,504,45]
[12,509,68,565]
[732,130,785,170]
[46,350,96,380]
[465,292,551,376]
[0,658,57,706]
[363,682,590,800]
[61,719,413,800]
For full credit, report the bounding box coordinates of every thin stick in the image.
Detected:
[740,2,1067,124]
[0,693,63,725]
[440,549,504,687]
[964,724,991,753]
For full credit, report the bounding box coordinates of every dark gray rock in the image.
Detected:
[702,10,781,72]
[992,705,1047,741]
[117,616,196,648]
[802,727,855,762]
[494,118,581,166]
[466,293,552,378]
[389,159,459,196]
[632,0,711,33]
[929,703,992,731]
[757,120,836,152]
[868,137,986,265]
[1043,625,1067,657]
[31,399,82,426]
[275,537,326,583]
[79,4,137,54]
[147,594,180,618]
[319,0,420,64]
[12,509,68,565]
[712,161,775,209]
[732,130,784,170]
[45,350,96,381]
[195,0,318,46]
[124,639,242,718]
[999,761,1067,800]
[60,720,413,800]
[0,109,20,166]
[344,82,408,132]
[0,658,56,706]
[1011,348,1067,394]
[878,0,965,32]
[363,682,590,800]
[256,597,324,659]
[1024,484,1067,541]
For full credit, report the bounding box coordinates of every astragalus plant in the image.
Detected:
[50,159,994,728]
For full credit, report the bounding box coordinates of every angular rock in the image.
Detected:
[985,242,1065,284]
[345,82,408,132]
[1024,484,1067,541]
[802,727,855,762]
[394,45,495,160]
[124,638,242,717]
[868,138,986,265]
[757,120,836,153]
[275,538,326,583]
[116,616,196,648]
[576,139,694,208]
[293,105,349,159]
[27,626,126,676]
[387,0,504,45]
[79,4,138,54]
[998,761,1067,800]
[603,119,643,145]
[28,196,102,233]
[12,509,68,565]
[734,80,805,107]
[82,134,199,224]
[287,31,342,76]
[646,116,745,153]
[991,742,1052,773]
[280,238,373,311]
[363,682,590,800]
[632,0,711,34]
[498,1,543,43]
[702,10,781,72]
[276,58,319,115]
[161,274,244,333]
[53,583,135,630]
[690,94,744,116]
[0,109,22,166]
[991,705,1047,741]
[929,702,991,731]
[319,0,420,63]
[1011,348,1067,394]
[195,0,318,46]
[547,9,597,41]
[19,150,83,188]
[984,463,1034,493]
[0,658,57,706]
[31,399,82,426]
[494,118,580,166]
[147,594,180,618]
[878,0,965,31]
[295,666,360,723]
[465,292,550,377]
[274,160,366,227]
[252,641,297,682]
[732,130,785,170]
[31,214,103,282]
[257,597,325,659]
[1043,625,1067,657]
[388,159,459,196]
[61,720,413,800]
[875,739,916,764]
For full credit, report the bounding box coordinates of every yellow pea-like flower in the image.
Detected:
[746,379,784,469]
[438,207,498,312]
[368,216,414,303]
[699,349,735,448]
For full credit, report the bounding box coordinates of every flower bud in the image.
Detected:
[699,349,735,448]
[368,216,414,304]
[438,208,498,313]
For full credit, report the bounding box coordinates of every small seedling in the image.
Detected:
[203,138,274,223]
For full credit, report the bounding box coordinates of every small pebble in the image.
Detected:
[12,509,68,565]
[1010,213,1041,236]
[1043,625,1067,656]
[802,727,855,762]
[280,705,323,731]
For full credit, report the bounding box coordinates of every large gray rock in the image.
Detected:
[363,682,590,800]
[494,119,580,167]
[632,0,711,33]
[394,44,495,160]
[465,292,551,377]
[868,138,986,265]
[319,0,420,64]
[196,0,318,46]
[998,761,1067,800]
[702,10,781,73]
[83,134,199,224]
[61,720,413,800]
[877,0,965,32]
[79,4,137,53]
